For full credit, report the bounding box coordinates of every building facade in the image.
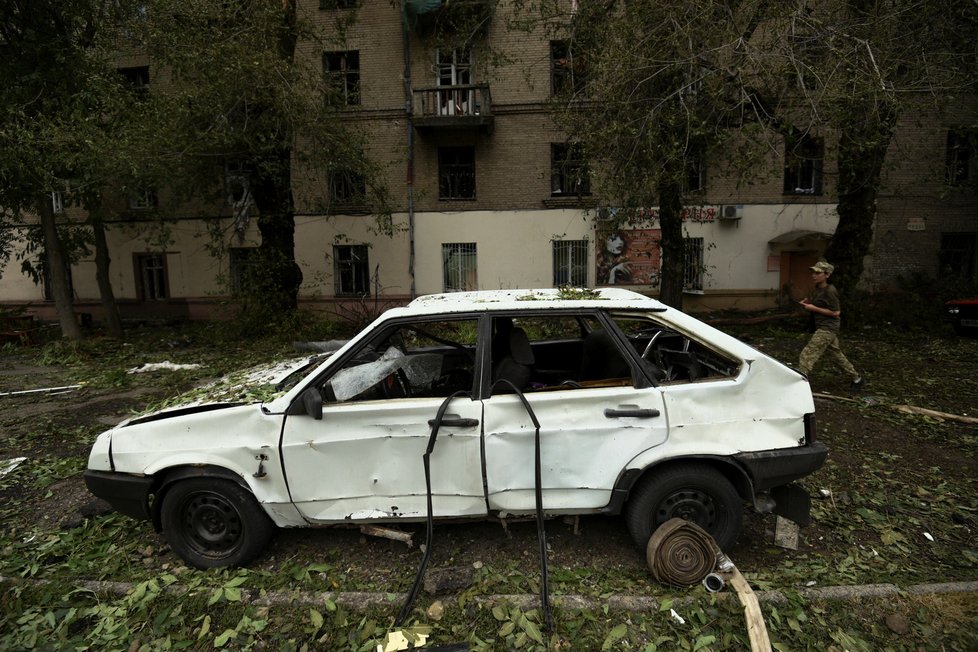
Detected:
[1,1,975,321]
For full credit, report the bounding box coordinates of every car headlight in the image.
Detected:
[948,307,960,315]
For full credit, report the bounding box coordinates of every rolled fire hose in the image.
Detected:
[647,518,772,652]
[646,518,719,587]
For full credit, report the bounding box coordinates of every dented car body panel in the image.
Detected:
[85,288,827,567]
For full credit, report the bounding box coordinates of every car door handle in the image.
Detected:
[428,417,480,428]
[604,408,660,419]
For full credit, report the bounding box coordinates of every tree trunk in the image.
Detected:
[90,210,124,338]
[824,104,897,296]
[657,175,686,309]
[242,0,302,318]
[38,197,82,340]
[251,148,302,315]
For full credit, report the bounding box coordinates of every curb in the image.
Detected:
[4,575,976,612]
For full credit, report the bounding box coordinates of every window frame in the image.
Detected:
[117,65,150,93]
[438,146,476,200]
[946,130,977,187]
[134,252,169,301]
[938,232,977,280]
[329,168,367,206]
[323,50,361,106]
[333,244,371,297]
[320,0,357,8]
[550,143,591,197]
[128,188,158,211]
[552,239,589,287]
[683,237,705,293]
[442,243,478,292]
[685,151,705,192]
[550,40,582,96]
[783,134,824,195]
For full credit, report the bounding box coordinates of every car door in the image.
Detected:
[280,317,488,523]
[482,313,669,513]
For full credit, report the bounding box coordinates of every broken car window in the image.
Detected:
[322,318,478,402]
[609,313,740,383]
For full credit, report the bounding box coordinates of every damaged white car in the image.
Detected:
[85,288,827,568]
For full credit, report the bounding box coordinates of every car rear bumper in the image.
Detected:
[734,442,828,492]
[84,470,154,521]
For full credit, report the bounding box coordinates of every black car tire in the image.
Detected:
[160,478,275,569]
[625,463,742,552]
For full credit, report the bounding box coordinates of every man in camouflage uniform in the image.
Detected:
[798,261,864,389]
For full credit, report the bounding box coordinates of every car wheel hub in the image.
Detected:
[185,494,241,549]
[656,489,716,528]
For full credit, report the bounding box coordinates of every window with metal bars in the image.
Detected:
[683,237,704,292]
[442,243,477,292]
[552,240,588,286]
[438,147,476,199]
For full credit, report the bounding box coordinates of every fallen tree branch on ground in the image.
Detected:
[814,392,978,425]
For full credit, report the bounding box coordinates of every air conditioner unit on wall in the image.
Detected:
[720,204,744,220]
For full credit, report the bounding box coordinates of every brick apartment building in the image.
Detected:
[1,1,975,321]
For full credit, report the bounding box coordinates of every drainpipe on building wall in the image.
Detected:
[401,0,417,299]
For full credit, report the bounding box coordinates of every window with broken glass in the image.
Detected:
[551,143,591,197]
[334,244,370,297]
[323,51,360,106]
[321,318,479,402]
[946,130,977,187]
[319,0,357,8]
[117,65,150,93]
[329,169,366,206]
[550,40,583,96]
[783,134,823,195]
[438,147,475,200]
[128,188,158,211]
[685,151,705,192]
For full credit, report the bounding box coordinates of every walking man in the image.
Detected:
[798,261,864,389]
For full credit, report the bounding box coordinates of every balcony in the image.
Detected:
[412,85,494,134]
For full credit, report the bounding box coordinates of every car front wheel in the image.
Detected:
[160,478,275,569]
[625,463,742,552]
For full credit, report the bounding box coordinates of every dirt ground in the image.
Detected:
[1,322,976,590]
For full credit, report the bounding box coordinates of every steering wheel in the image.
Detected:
[383,369,412,398]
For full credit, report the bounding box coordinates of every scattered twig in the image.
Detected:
[0,385,83,397]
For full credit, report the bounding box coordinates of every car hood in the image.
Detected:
[120,353,331,427]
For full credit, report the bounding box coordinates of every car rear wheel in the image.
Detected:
[625,463,742,552]
[160,478,275,569]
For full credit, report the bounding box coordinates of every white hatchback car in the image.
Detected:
[85,288,826,568]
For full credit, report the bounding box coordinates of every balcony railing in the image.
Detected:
[412,84,494,133]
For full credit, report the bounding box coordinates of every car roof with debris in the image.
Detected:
[386,288,664,318]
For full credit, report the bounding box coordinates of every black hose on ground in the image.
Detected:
[395,390,471,627]
[395,382,552,634]
[491,379,552,632]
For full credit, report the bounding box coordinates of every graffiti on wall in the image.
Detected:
[596,229,662,287]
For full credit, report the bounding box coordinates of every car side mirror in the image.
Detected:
[301,387,323,420]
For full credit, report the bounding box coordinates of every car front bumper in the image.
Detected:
[84,470,154,521]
